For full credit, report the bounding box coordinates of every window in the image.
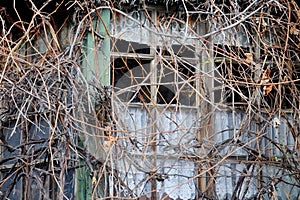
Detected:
[211,15,300,110]
[110,6,203,199]
[0,23,76,200]
[112,40,196,106]
[213,45,253,106]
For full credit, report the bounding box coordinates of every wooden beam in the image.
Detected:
[76,8,111,200]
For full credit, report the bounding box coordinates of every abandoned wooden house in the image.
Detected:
[0,0,300,199]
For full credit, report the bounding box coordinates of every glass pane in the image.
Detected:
[112,56,153,103]
[171,44,195,58]
[157,60,196,106]
[111,39,151,54]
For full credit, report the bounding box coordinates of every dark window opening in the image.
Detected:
[215,45,253,105]
[215,44,300,109]
[0,0,72,39]
[214,45,250,59]
[0,119,75,200]
[112,52,195,105]
[220,64,253,105]
[112,54,152,87]
[111,39,151,55]
[131,85,177,104]
[261,66,300,109]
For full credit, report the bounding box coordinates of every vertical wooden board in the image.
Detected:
[125,107,152,153]
[214,111,228,157]
[59,23,72,46]
[273,122,282,157]
[117,107,200,198]
[98,9,110,85]
[227,111,235,139]
[157,159,196,199]
[155,108,198,155]
[234,164,257,199]
[124,107,136,131]
[217,111,233,155]
[280,116,289,149]
[117,166,152,197]
[263,124,273,157]
[121,170,151,197]
[156,108,173,133]
[240,117,256,151]
[168,109,186,146]
[212,25,250,47]
[232,111,248,156]
[122,107,138,152]
[156,109,173,153]
[249,120,257,149]
[285,114,296,150]
[216,163,258,199]
[214,111,229,143]
[262,164,300,199]
[180,108,198,153]
[216,163,233,199]
[239,113,252,153]
[76,9,111,199]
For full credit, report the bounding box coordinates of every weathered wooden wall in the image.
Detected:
[114,105,300,199]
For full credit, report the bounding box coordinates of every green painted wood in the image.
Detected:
[83,8,110,86]
[76,8,110,200]
[76,161,92,199]
[98,8,111,86]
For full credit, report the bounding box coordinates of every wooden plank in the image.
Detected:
[76,8,111,200]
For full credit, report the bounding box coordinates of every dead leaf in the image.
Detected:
[245,53,253,64]
[92,176,97,186]
[104,136,117,152]
[260,69,272,95]
[261,69,271,84]
[263,84,273,96]
[290,25,299,35]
